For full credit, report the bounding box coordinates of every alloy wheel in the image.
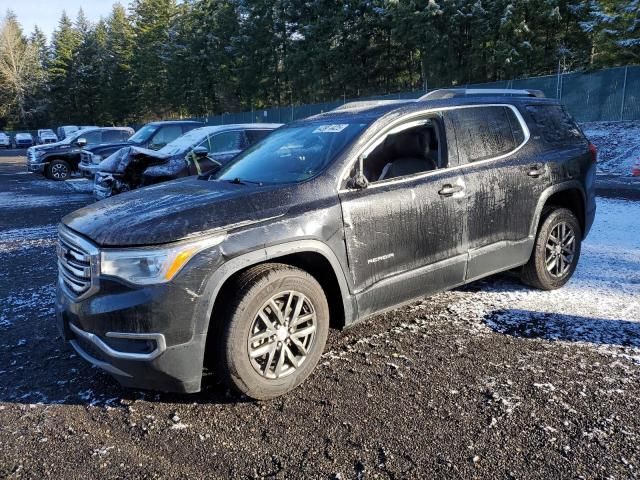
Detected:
[545,221,576,278]
[247,290,317,379]
[51,163,68,179]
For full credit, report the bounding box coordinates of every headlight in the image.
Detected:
[100,234,225,285]
[35,150,45,158]
[91,154,103,164]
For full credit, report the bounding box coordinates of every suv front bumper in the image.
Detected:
[56,278,208,393]
[27,162,46,174]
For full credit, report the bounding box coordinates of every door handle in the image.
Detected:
[527,164,544,178]
[438,184,464,197]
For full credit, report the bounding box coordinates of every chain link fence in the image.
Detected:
[3,65,638,139]
[198,65,640,126]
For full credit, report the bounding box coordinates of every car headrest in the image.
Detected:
[392,131,425,159]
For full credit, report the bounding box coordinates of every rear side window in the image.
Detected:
[246,129,272,145]
[102,130,125,143]
[525,105,584,144]
[446,106,525,163]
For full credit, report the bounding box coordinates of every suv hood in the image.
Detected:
[63,178,291,246]
[29,140,71,152]
[87,140,137,155]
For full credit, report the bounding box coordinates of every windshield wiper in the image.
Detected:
[227,178,263,186]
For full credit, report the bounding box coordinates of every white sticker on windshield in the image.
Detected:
[313,124,349,133]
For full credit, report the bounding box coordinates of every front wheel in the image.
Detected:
[47,159,71,181]
[216,264,329,400]
[521,207,582,290]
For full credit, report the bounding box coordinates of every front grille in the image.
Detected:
[80,151,91,166]
[27,150,36,162]
[57,228,98,299]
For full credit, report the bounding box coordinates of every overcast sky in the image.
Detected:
[2,0,117,39]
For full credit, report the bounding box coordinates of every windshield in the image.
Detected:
[128,124,158,143]
[215,121,368,184]
[159,128,206,155]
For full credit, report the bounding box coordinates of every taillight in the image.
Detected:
[588,143,597,163]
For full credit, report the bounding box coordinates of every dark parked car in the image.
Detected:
[93,123,281,199]
[56,89,596,399]
[79,120,203,178]
[27,127,134,180]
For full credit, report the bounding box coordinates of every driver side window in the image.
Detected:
[210,131,243,153]
[359,116,444,184]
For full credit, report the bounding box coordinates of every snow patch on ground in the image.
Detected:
[0,192,92,208]
[17,178,93,193]
[582,121,640,176]
[0,284,56,330]
[0,224,58,253]
[0,224,57,242]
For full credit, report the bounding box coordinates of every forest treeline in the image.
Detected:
[0,0,638,129]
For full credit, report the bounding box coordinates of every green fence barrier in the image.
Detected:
[5,65,639,136]
[200,65,640,126]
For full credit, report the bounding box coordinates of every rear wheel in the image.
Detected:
[521,207,582,290]
[216,263,329,400]
[47,159,71,181]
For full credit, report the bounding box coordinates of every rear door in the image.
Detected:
[445,105,549,281]
[338,112,468,316]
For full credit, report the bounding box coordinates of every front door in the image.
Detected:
[338,113,468,317]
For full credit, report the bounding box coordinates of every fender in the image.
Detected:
[193,239,358,337]
[528,180,586,238]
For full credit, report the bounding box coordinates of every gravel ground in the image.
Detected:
[0,149,639,479]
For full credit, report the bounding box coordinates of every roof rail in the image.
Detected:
[332,100,409,111]
[418,88,545,100]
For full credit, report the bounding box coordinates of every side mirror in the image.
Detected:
[76,138,87,147]
[349,153,369,189]
[193,146,209,158]
[351,172,369,189]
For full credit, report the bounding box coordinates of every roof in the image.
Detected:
[193,123,283,133]
[147,120,205,126]
[301,95,559,125]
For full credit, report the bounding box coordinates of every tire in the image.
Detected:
[47,159,71,181]
[216,263,330,400]
[521,207,582,290]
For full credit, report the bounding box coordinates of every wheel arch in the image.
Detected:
[197,241,357,344]
[529,182,586,238]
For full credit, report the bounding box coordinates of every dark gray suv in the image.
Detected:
[56,89,596,399]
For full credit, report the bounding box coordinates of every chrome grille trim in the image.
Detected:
[57,225,100,301]
[80,151,91,166]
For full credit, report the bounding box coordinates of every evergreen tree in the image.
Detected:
[49,11,82,123]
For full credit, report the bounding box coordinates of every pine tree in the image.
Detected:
[130,0,179,119]
[49,11,82,123]
[105,3,135,123]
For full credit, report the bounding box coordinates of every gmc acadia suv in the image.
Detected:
[56,89,596,399]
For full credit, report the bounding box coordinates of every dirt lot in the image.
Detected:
[0,149,639,479]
